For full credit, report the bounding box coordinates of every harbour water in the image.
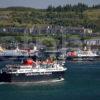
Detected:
[0,61,100,100]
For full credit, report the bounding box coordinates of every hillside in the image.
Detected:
[0,5,100,32]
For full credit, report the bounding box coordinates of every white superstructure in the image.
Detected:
[67,47,99,57]
[0,46,38,56]
[1,60,67,74]
[77,49,98,57]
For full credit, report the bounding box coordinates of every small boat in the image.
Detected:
[66,47,99,61]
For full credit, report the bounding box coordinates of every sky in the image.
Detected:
[0,0,100,9]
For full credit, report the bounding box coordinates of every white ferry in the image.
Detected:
[0,58,67,82]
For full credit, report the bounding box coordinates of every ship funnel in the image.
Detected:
[23,59,34,65]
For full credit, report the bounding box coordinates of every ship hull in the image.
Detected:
[0,71,66,82]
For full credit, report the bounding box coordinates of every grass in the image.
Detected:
[84,9,100,20]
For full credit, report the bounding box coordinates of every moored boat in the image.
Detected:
[0,46,38,61]
[66,47,99,61]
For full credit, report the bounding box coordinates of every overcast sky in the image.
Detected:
[0,0,100,8]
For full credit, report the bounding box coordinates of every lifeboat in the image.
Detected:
[46,59,53,64]
[67,52,72,56]
[71,51,77,57]
[67,51,77,57]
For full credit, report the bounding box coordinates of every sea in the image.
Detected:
[0,61,100,100]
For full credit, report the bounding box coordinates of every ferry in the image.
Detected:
[0,46,38,61]
[0,58,67,82]
[66,47,99,61]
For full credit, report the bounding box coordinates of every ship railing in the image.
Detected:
[6,64,20,69]
[7,69,18,73]
[39,63,64,70]
[1,68,12,73]
[0,69,3,73]
[19,66,33,69]
[39,63,54,69]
